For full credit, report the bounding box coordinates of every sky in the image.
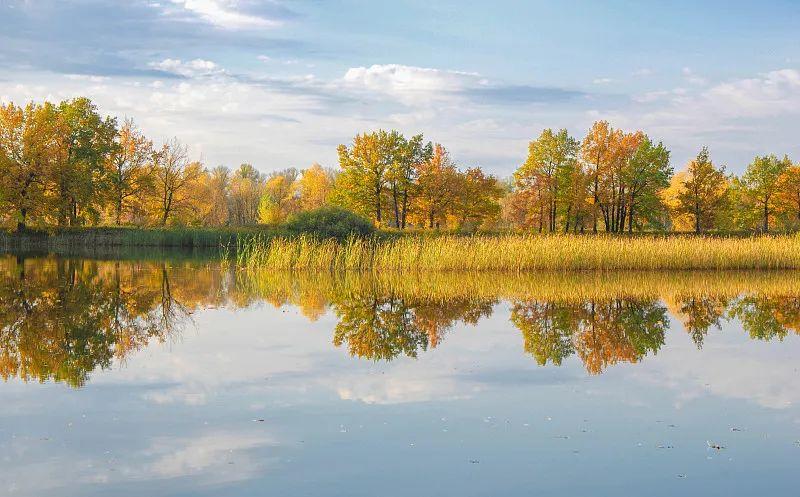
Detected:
[1,0,799,177]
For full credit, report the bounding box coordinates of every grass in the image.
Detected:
[235,233,800,271]
[237,268,800,305]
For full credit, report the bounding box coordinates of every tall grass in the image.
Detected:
[235,233,800,271]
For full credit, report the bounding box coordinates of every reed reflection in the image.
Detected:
[2,255,800,387]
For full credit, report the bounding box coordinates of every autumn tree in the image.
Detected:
[581,121,621,233]
[515,128,580,232]
[741,154,791,232]
[675,148,729,233]
[105,119,153,225]
[229,163,263,225]
[0,102,57,230]
[51,98,116,226]
[776,164,800,228]
[296,163,335,211]
[386,134,432,228]
[257,168,299,224]
[413,144,461,228]
[206,166,231,225]
[621,137,672,232]
[150,138,201,226]
[452,167,503,228]
[334,130,397,225]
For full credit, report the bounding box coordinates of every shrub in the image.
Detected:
[285,207,375,240]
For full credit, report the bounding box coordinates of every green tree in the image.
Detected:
[52,98,117,226]
[515,128,580,232]
[334,130,397,225]
[622,137,672,232]
[741,154,791,232]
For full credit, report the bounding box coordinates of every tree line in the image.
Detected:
[1,97,798,233]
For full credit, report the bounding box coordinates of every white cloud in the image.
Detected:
[702,68,800,119]
[339,64,484,106]
[169,0,280,30]
[149,58,224,78]
[682,66,708,86]
[593,77,613,85]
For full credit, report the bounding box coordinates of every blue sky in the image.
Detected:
[1,0,799,176]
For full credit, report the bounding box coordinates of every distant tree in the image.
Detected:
[741,154,791,232]
[151,138,201,226]
[675,148,729,233]
[296,163,335,211]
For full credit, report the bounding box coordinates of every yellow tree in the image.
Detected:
[675,147,729,233]
[334,130,395,225]
[105,119,153,225]
[581,121,622,233]
[150,138,201,226]
[0,102,58,230]
[296,163,334,211]
[413,144,461,228]
[776,164,800,228]
[229,163,264,225]
[451,168,503,228]
[515,128,580,232]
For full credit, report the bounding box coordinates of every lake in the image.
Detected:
[1,254,799,496]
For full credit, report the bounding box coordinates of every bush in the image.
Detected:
[285,207,375,240]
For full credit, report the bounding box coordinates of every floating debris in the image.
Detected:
[707,441,725,450]
[730,427,743,432]
[677,474,687,479]
[469,459,480,464]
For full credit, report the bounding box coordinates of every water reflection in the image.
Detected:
[2,255,800,386]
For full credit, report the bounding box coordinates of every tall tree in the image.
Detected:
[387,134,432,228]
[151,138,200,226]
[105,119,153,225]
[414,144,461,228]
[52,98,116,226]
[335,130,395,224]
[581,121,622,233]
[741,154,791,232]
[297,163,335,211]
[776,164,800,227]
[622,137,672,232]
[0,102,65,230]
[676,147,729,233]
[515,128,580,232]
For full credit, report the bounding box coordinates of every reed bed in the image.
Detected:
[235,234,800,271]
[236,268,800,305]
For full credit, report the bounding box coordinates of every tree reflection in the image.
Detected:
[2,258,800,386]
[332,294,495,360]
[0,256,194,387]
[729,295,800,341]
[511,298,668,374]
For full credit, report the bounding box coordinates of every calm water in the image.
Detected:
[1,255,799,496]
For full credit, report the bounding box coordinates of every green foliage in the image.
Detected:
[285,207,375,240]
